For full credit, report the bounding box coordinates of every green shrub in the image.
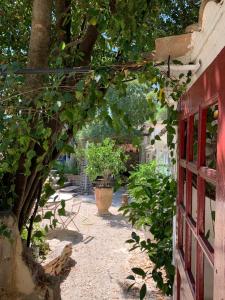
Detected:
[85,138,127,187]
[21,223,50,259]
[120,161,176,297]
[53,160,80,175]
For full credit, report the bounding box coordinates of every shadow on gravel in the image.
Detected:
[82,235,95,244]
[117,280,140,299]
[59,257,77,284]
[117,280,159,300]
[102,214,131,229]
[47,229,83,245]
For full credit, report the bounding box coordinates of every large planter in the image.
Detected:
[94,187,113,215]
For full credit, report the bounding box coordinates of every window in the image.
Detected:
[178,101,218,299]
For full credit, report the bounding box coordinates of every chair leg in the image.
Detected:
[63,217,80,232]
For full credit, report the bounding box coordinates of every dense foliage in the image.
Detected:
[78,83,157,144]
[159,0,201,36]
[0,0,200,234]
[53,159,80,175]
[120,161,176,296]
[0,1,200,64]
[85,138,127,186]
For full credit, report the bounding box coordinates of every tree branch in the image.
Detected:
[109,0,116,14]
[19,172,42,231]
[26,180,42,247]
[56,0,71,44]
[78,25,99,65]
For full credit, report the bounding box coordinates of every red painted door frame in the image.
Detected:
[176,46,225,299]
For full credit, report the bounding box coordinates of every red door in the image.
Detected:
[176,47,225,299]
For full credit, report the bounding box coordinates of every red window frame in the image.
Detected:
[176,46,225,300]
[178,99,217,297]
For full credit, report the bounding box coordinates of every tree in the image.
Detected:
[158,0,201,36]
[85,138,127,185]
[0,0,200,233]
[77,83,157,144]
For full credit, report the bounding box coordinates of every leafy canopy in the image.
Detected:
[85,138,127,181]
[0,0,200,229]
[78,82,157,143]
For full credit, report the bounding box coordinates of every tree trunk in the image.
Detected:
[13,0,100,230]
[26,0,52,91]
[13,0,52,227]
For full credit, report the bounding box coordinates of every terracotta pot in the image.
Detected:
[94,187,113,215]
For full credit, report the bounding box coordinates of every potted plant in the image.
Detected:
[85,138,127,215]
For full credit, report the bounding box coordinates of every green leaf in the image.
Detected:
[58,208,66,216]
[60,41,66,50]
[27,149,36,160]
[58,202,66,216]
[140,283,147,300]
[24,149,36,175]
[132,268,146,278]
[126,239,135,244]
[61,200,65,208]
[127,275,135,280]
[33,230,44,238]
[205,229,210,240]
[89,17,97,26]
[131,231,140,243]
[131,231,137,239]
[34,214,42,222]
[60,110,74,123]
[52,218,58,228]
[57,176,65,187]
[75,91,83,100]
[43,211,54,219]
[62,144,74,154]
[56,56,63,65]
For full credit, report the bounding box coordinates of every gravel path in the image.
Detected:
[46,190,167,300]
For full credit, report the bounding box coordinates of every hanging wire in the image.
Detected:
[0,58,153,76]
[0,66,91,76]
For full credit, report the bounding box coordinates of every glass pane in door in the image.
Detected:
[204,256,214,300]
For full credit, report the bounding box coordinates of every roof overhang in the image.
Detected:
[153,0,224,86]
